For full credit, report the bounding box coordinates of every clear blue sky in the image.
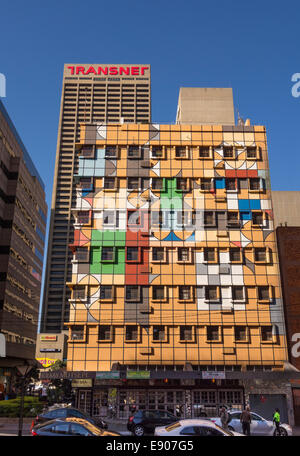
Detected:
[1,0,300,209]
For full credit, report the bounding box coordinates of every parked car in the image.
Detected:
[31,418,120,436]
[127,410,179,436]
[154,419,243,436]
[211,410,292,436]
[31,407,107,431]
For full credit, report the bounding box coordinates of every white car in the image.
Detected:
[154,419,244,436]
[211,410,292,436]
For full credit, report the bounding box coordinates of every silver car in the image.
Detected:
[154,419,244,436]
[212,410,292,436]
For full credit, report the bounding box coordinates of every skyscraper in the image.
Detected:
[41,64,151,332]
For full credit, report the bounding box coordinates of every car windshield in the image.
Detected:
[214,423,234,436]
[66,418,103,436]
[165,422,181,432]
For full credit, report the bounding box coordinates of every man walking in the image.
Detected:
[240,406,251,436]
[220,406,229,430]
[273,408,281,435]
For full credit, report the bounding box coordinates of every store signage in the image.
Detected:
[96,371,120,379]
[0,333,6,357]
[40,370,95,380]
[126,371,150,379]
[36,358,57,368]
[67,66,149,76]
[202,371,226,380]
[40,349,61,353]
[72,379,93,388]
[40,335,57,341]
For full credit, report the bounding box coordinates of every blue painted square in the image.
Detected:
[215,178,225,189]
[238,199,250,210]
[250,199,261,210]
[240,211,251,221]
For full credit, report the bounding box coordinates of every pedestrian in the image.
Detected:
[240,406,251,436]
[273,408,281,435]
[220,406,229,430]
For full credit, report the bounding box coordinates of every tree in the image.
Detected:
[47,360,72,404]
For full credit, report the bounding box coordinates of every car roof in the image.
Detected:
[177,419,216,427]
[35,417,94,429]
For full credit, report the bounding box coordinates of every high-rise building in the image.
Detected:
[0,100,47,390]
[41,64,151,332]
[61,119,293,421]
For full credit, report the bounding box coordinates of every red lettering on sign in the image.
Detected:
[86,66,97,75]
[76,66,86,75]
[119,67,130,75]
[131,67,139,75]
[98,67,108,75]
[109,67,118,75]
[67,66,75,75]
[141,66,149,75]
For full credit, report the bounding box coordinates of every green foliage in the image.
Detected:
[0,396,44,417]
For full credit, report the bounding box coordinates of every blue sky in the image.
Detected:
[1,0,300,205]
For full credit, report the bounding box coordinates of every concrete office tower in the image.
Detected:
[41,64,151,333]
[0,100,47,388]
[63,121,293,421]
[176,88,235,126]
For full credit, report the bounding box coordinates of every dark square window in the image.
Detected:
[75,247,89,262]
[204,248,216,262]
[80,145,94,158]
[258,286,269,300]
[128,145,140,158]
[100,286,113,300]
[126,325,138,341]
[204,211,214,226]
[178,248,189,262]
[226,178,236,191]
[71,325,84,340]
[247,147,257,159]
[261,326,273,341]
[127,247,139,261]
[128,177,140,190]
[78,177,93,189]
[103,210,115,225]
[152,178,163,190]
[152,247,164,261]
[101,247,114,261]
[253,212,263,225]
[255,248,267,262]
[250,178,261,190]
[223,147,234,158]
[175,146,187,158]
[205,286,218,301]
[153,326,165,341]
[176,178,188,191]
[73,286,85,300]
[179,286,191,300]
[180,326,193,341]
[104,177,116,189]
[230,248,241,262]
[126,286,140,301]
[201,178,211,191]
[227,211,239,225]
[235,326,247,341]
[207,326,219,341]
[153,286,165,300]
[105,146,117,158]
[77,211,90,224]
[151,210,163,226]
[232,286,244,301]
[199,147,210,158]
[99,325,112,340]
[152,146,163,158]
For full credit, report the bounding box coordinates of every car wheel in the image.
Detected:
[134,425,145,437]
[274,427,287,436]
[228,426,234,432]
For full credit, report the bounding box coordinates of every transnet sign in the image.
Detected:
[67,66,150,76]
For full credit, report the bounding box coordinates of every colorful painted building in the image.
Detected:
[59,121,298,422]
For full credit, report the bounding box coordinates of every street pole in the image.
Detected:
[18,376,25,437]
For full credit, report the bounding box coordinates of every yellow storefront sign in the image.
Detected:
[36,358,57,368]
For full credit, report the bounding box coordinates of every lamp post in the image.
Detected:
[16,363,34,437]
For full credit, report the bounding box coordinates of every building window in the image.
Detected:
[205,286,219,302]
[247,147,258,159]
[80,145,95,158]
[235,326,248,342]
[249,178,261,191]
[254,248,267,262]
[199,147,211,158]
[152,286,165,301]
[103,210,116,225]
[252,212,264,226]
[152,178,164,190]
[126,247,139,262]
[70,325,85,341]
[175,146,188,159]
[232,286,245,302]
[261,326,273,342]
[152,247,165,262]
[75,247,89,262]
[204,248,217,263]
[176,178,189,192]
[105,146,118,158]
[125,325,139,341]
[227,211,240,227]
[98,325,112,341]
[258,286,270,301]
[207,326,220,342]
[128,145,141,159]
[151,147,163,159]
[128,177,140,190]
[103,177,117,190]
[180,326,193,342]
[77,211,90,224]
[78,177,93,189]
[153,326,166,341]
[203,211,215,226]
[101,247,114,262]
[226,178,237,191]
[200,178,211,191]
[223,146,234,158]
[178,286,192,301]
[100,285,113,300]
[178,247,190,262]
[128,210,140,226]
[229,247,242,262]
[125,285,140,302]
[151,210,163,227]
[72,286,86,300]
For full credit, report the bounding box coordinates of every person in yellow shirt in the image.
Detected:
[273,408,281,435]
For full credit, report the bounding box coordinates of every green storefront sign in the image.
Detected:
[126,371,150,379]
[96,371,120,379]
